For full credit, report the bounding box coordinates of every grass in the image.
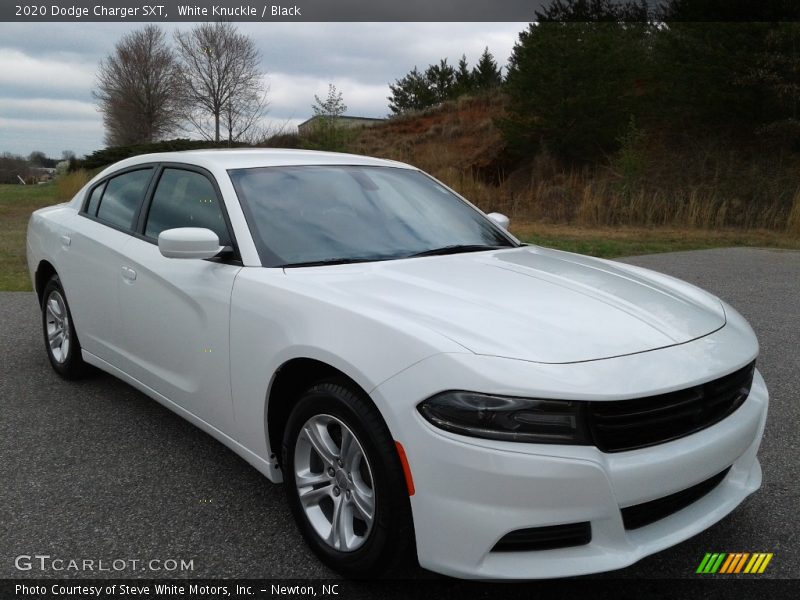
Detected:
[0,182,798,292]
[0,183,64,291]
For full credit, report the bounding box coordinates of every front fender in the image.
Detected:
[228,267,464,466]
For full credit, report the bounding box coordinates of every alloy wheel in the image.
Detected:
[45,290,71,364]
[293,414,375,552]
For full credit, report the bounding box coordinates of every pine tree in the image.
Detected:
[454,54,475,96]
[425,59,456,102]
[502,20,649,161]
[472,47,503,90]
[388,67,437,114]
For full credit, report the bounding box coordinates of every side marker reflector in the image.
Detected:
[394,441,415,496]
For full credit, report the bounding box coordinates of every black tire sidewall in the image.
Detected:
[41,275,85,379]
[282,381,414,577]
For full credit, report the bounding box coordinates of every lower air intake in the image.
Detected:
[492,522,592,552]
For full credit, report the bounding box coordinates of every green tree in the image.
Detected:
[309,84,349,150]
[425,59,457,102]
[652,22,772,133]
[388,67,437,114]
[313,83,347,120]
[472,48,503,90]
[453,54,475,96]
[652,2,800,137]
[502,18,651,161]
[750,24,800,144]
[389,50,505,114]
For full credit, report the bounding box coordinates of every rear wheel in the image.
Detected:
[41,275,88,379]
[282,380,415,577]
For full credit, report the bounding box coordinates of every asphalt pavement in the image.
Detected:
[1,247,798,582]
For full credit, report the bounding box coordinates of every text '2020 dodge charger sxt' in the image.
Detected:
[27,150,767,579]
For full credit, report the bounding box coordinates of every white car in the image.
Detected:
[26,150,767,579]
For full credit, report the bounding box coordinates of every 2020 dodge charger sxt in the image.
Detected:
[26,150,767,579]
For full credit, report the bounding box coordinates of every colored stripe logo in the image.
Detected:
[696,552,773,574]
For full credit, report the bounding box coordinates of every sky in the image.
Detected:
[0,22,526,158]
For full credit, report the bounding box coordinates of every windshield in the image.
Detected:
[228,165,516,267]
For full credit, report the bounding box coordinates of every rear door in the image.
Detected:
[60,167,154,365]
[116,165,241,433]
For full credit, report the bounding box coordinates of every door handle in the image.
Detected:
[121,266,137,281]
[60,235,71,246]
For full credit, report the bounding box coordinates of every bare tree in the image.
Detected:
[94,25,184,147]
[28,151,48,166]
[0,153,31,184]
[222,78,270,144]
[174,22,268,144]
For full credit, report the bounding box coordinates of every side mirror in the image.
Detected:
[487,212,510,230]
[158,228,222,259]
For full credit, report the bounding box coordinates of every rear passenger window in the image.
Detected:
[85,182,105,216]
[96,168,153,230]
[145,168,231,246]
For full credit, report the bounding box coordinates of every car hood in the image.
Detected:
[285,246,726,363]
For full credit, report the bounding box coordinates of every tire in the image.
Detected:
[41,274,89,379]
[282,379,416,578]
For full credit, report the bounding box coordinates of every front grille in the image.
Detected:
[587,361,755,453]
[621,467,731,530]
[492,522,592,552]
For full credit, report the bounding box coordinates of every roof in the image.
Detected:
[94,148,414,178]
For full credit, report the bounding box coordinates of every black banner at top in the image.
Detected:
[2,0,545,22]
[3,0,800,23]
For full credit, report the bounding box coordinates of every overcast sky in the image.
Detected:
[0,22,526,158]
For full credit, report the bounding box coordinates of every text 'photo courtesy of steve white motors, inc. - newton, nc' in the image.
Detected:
[14,4,303,19]
[14,582,341,598]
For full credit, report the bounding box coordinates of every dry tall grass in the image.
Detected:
[787,191,800,235]
[55,169,90,201]
[517,173,796,231]
[391,159,799,232]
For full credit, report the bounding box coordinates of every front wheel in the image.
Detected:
[41,275,89,379]
[282,380,415,577]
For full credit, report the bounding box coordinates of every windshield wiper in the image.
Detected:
[279,257,389,268]
[408,244,507,258]
[280,245,508,267]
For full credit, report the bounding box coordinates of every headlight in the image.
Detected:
[417,391,590,444]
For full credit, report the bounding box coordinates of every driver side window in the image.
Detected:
[145,168,231,246]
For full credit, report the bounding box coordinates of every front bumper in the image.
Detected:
[372,341,767,579]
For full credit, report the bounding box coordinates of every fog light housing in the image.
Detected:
[492,522,592,552]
